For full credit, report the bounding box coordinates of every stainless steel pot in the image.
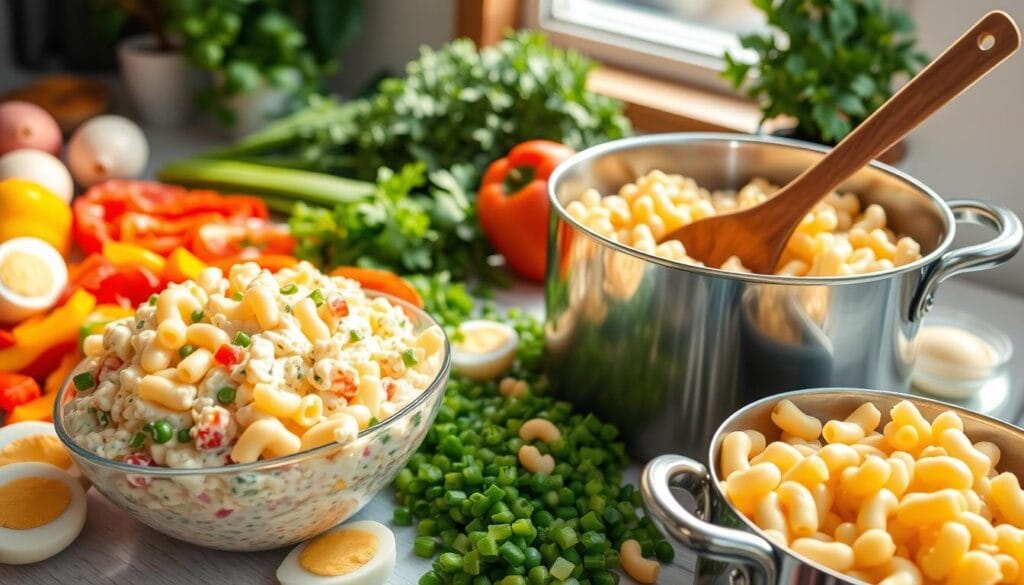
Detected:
[544,133,1022,461]
[640,388,1024,584]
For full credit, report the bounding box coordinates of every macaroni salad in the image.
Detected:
[566,171,923,276]
[721,399,1024,584]
[64,261,445,469]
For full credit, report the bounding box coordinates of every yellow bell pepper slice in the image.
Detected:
[0,289,96,372]
[5,390,57,424]
[102,241,167,274]
[0,178,72,255]
[164,247,207,282]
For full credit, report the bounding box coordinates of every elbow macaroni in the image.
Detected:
[722,398,1022,584]
[62,261,446,469]
[571,171,923,275]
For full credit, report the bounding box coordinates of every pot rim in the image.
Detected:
[703,386,1024,582]
[548,132,957,286]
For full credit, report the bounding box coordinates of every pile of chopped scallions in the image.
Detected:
[394,277,674,585]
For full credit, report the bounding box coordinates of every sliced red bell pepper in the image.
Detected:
[329,266,424,308]
[214,344,242,367]
[477,140,575,281]
[0,329,15,349]
[191,221,295,262]
[63,254,164,309]
[73,180,269,255]
[0,372,42,412]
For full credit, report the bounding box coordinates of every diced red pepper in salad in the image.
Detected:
[214,344,242,368]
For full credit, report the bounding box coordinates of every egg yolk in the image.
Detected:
[0,250,53,297]
[299,529,379,576]
[0,476,71,529]
[458,327,507,354]
[0,435,73,470]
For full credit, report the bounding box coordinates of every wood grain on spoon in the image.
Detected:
[662,11,1020,274]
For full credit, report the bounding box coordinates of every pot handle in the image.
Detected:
[912,199,1023,321]
[642,455,777,585]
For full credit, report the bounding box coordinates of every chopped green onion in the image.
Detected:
[550,557,575,580]
[348,330,364,343]
[393,506,413,526]
[279,283,298,295]
[178,344,196,359]
[414,536,436,558]
[72,372,95,391]
[232,331,251,347]
[402,348,419,367]
[217,386,236,404]
[190,309,204,323]
[128,432,146,448]
[308,289,324,306]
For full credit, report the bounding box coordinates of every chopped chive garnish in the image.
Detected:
[402,348,419,367]
[308,289,325,307]
[72,372,95,391]
[128,432,146,448]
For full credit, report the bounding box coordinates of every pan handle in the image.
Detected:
[912,199,1023,321]
[642,455,777,585]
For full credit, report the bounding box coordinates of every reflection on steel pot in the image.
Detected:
[641,388,1024,584]
[544,133,1022,461]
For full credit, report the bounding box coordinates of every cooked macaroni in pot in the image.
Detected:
[566,171,923,276]
[64,261,445,468]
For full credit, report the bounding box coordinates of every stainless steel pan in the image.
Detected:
[544,133,1022,461]
[641,388,1024,584]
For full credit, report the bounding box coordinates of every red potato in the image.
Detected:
[0,101,62,156]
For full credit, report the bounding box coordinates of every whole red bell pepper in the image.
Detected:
[477,140,575,282]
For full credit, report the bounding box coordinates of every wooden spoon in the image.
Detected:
[662,11,1020,274]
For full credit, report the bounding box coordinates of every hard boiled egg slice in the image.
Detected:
[0,237,68,324]
[277,520,396,585]
[0,421,85,487]
[451,319,519,381]
[0,462,87,564]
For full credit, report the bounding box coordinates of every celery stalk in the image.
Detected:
[158,159,375,208]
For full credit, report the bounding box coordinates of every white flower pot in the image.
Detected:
[217,77,293,138]
[117,34,196,127]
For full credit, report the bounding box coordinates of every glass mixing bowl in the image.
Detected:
[53,293,451,551]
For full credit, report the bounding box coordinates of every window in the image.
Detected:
[524,0,767,91]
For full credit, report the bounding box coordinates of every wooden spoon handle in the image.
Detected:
[781,11,1021,214]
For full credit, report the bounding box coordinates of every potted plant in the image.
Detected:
[167,1,364,136]
[96,1,197,127]
[722,0,928,155]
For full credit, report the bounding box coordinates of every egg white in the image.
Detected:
[277,520,396,585]
[0,237,68,323]
[0,462,87,564]
[0,420,86,487]
[451,319,519,381]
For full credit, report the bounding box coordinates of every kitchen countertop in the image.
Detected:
[3,277,1023,585]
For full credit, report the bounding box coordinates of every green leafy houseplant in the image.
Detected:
[165,0,363,125]
[722,0,928,144]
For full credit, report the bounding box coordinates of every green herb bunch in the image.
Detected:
[395,283,674,584]
[722,0,928,144]
[289,163,496,279]
[211,30,631,180]
[165,0,363,125]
